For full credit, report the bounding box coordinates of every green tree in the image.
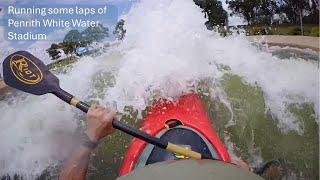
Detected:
[63,30,82,42]
[58,41,78,56]
[46,43,61,61]
[79,40,92,47]
[194,0,228,29]
[278,0,312,35]
[303,0,319,24]
[59,42,73,56]
[278,0,309,23]
[58,41,92,56]
[227,0,277,25]
[47,24,109,59]
[113,19,126,40]
[81,24,109,42]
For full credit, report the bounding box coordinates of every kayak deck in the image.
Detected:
[119,93,231,176]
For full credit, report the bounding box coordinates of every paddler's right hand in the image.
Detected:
[85,106,116,144]
[60,106,116,180]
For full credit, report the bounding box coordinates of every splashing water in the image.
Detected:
[0,0,318,179]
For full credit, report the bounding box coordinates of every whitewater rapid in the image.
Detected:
[0,0,318,178]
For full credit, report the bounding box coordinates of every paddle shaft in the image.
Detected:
[2,50,208,160]
[52,88,205,159]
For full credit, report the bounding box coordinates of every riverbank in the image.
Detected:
[247,35,320,51]
[245,24,319,37]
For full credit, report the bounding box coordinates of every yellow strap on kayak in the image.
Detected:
[174,147,191,159]
[166,143,202,160]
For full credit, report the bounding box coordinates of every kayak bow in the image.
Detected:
[119,93,231,176]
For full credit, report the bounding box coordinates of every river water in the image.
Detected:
[0,0,319,179]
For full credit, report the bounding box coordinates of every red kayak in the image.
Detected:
[119,93,232,176]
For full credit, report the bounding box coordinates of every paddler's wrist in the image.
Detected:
[85,130,99,143]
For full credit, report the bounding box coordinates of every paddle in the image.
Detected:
[2,51,211,160]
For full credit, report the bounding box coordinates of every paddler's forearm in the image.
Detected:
[59,106,116,180]
[59,144,92,180]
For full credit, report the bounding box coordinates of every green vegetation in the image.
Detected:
[309,26,320,36]
[47,56,79,70]
[245,24,319,37]
[46,24,109,61]
[194,0,228,30]
[47,44,62,61]
[63,24,109,43]
[228,0,277,25]
[113,19,126,40]
[227,0,319,36]
[81,24,109,42]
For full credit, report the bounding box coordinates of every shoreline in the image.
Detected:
[247,35,320,52]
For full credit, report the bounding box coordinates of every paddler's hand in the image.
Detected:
[61,106,116,180]
[85,106,116,144]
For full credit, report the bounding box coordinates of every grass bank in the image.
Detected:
[245,24,319,37]
[47,56,79,70]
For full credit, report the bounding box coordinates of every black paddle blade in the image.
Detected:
[2,51,60,95]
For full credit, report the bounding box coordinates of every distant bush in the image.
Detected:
[287,26,301,35]
[247,26,271,35]
[254,27,265,35]
[243,24,318,37]
[309,27,319,37]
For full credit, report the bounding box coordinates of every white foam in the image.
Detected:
[105,0,319,131]
[0,0,318,178]
[0,58,99,177]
